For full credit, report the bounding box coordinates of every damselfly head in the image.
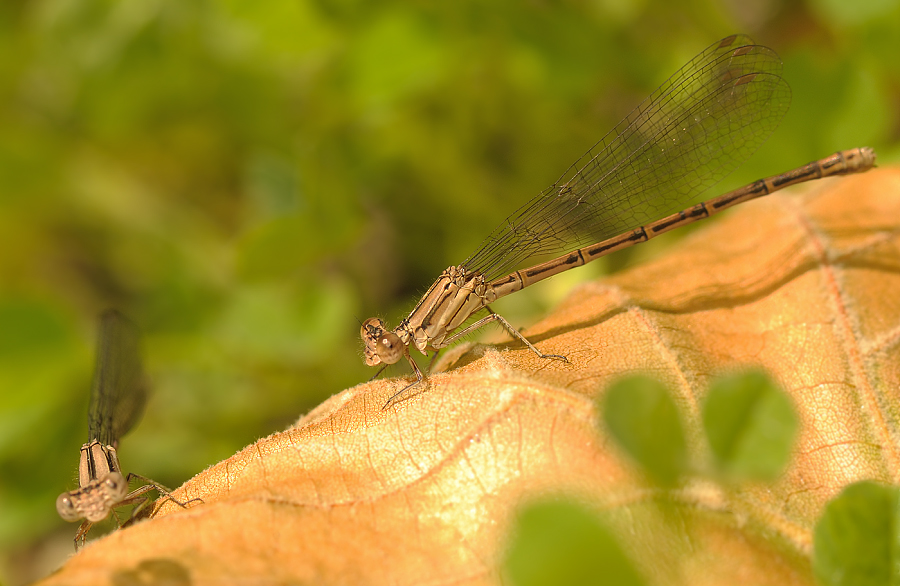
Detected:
[55,471,128,523]
[361,317,404,366]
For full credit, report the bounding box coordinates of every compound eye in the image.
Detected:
[375,332,404,365]
[56,493,81,522]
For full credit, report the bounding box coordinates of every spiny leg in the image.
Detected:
[120,474,203,526]
[74,520,93,551]
[381,308,566,409]
[440,306,568,362]
[382,351,425,409]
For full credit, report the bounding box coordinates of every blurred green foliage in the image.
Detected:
[599,370,798,485]
[601,375,688,486]
[0,0,898,582]
[504,500,646,586]
[703,369,799,481]
[813,481,900,586]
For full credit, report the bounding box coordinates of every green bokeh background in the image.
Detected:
[1,0,898,583]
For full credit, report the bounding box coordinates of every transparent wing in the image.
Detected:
[87,309,148,447]
[462,34,791,281]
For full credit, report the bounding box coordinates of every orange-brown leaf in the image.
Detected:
[37,168,900,586]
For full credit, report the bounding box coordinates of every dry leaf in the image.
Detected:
[37,168,900,586]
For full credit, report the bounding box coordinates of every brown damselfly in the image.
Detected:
[56,310,199,549]
[361,35,877,407]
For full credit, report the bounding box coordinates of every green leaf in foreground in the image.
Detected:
[702,369,798,480]
[504,500,645,586]
[600,375,687,486]
[813,481,900,586]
